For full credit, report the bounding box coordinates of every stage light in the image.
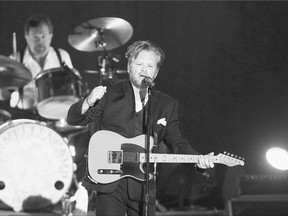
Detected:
[266,147,288,171]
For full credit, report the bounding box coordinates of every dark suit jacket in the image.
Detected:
[67,79,199,201]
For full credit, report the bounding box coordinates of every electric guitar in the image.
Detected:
[87,130,245,184]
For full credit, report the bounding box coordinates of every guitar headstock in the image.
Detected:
[216,152,245,167]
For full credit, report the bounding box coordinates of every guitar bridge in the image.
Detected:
[98,169,123,175]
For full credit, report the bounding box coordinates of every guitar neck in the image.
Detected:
[139,153,203,163]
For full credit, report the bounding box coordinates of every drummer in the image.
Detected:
[10,14,73,110]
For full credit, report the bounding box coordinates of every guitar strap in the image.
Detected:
[54,48,64,66]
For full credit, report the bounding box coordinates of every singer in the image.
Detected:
[67,40,215,216]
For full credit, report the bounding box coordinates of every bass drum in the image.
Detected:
[0,119,73,212]
[35,67,85,120]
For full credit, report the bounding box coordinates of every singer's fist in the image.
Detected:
[87,86,107,105]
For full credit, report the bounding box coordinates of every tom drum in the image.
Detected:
[35,67,84,120]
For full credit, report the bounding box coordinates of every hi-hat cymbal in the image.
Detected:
[68,17,133,52]
[0,55,32,88]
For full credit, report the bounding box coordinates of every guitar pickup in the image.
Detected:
[97,169,123,175]
[108,150,123,164]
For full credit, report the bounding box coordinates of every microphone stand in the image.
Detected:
[143,84,152,216]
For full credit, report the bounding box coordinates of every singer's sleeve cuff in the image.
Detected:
[86,98,93,107]
[195,164,207,173]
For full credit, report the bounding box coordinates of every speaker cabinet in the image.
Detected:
[227,195,288,216]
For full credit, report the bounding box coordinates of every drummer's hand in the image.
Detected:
[86,86,107,106]
[196,152,215,169]
[10,88,34,109]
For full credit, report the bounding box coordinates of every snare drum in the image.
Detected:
[35,67,84,120]
[0,119,73,212]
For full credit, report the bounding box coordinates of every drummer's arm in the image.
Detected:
[58,49,73,68]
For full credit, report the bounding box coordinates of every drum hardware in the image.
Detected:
[96,53,127,84]
[85,68,128,85]
[85,69,127,75]
[82,45,128,84]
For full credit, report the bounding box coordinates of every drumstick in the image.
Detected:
[12,32,18,61]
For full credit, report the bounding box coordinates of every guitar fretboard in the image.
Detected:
[139,153,200,163]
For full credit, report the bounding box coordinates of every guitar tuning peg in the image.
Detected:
[223,151,227,155]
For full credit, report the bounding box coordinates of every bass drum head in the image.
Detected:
[0,119,73,212]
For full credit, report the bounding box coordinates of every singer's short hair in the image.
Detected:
[125,40,165,69]
[24,14,53,34]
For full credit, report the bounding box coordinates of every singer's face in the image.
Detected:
[128,50,159,89]
[25,24,53,58]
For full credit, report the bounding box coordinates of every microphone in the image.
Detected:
[141,75,155,87]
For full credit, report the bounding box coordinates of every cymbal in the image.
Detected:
[0,55,32,88]
[68,17,133,52]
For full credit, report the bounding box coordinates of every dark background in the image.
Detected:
[1,0,288,210]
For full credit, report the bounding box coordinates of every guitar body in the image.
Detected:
[88,130,154,184]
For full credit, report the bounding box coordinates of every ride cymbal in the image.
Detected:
[68,17,133,52]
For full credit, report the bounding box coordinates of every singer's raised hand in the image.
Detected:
[86,86,107,106]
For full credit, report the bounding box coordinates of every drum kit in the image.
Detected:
[0,17,133,213]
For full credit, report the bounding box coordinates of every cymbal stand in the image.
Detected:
[94,30,109,85]
[94,29,121,85]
